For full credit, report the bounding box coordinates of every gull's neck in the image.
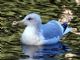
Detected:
[27,25,41,33]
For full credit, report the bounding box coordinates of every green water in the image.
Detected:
[0,0,80,60]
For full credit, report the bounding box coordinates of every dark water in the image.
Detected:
[20,42,70,60]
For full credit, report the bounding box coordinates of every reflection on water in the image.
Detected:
[20,42,70,60]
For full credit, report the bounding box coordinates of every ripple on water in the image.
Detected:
[20,42,71,60]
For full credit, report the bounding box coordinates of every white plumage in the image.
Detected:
[21,13,72,45]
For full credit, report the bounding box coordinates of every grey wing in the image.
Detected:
[41,20,64,40]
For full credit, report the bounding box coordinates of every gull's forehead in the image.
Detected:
[26,13,40,18]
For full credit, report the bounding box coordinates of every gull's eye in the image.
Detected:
[27,17,33,20]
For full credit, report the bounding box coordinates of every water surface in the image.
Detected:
[20,42,70,60]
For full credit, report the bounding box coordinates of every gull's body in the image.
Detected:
[21,13,72,45]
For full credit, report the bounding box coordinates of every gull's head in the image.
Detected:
[22,13,42,27]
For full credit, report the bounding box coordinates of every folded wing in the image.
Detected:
[41,20,64,40]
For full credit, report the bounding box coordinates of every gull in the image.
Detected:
[14,13,72,45]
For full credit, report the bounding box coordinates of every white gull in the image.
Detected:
[20,13,72,45]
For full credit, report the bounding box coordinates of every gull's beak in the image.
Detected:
[19,20,25,24]
[12,20,25,26]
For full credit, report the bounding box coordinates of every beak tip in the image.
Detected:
[12,21,18,26]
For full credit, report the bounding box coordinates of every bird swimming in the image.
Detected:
[13,13,73,59]
[18,13,72,45]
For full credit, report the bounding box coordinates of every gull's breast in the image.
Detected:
[21,27,43,45]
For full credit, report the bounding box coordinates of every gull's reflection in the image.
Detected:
[20,42,70,60]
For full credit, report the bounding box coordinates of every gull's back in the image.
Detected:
[41,20,64,39]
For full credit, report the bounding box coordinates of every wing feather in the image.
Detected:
[41,20,64,39]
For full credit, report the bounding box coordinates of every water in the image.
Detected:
[20,42,70,60]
